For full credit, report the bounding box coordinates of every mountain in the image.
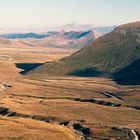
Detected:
[0,32,57,39]
[27,21,140,85]
[56,24,116,34]
[0,30,100,49]
[0,25,115,49]
[39,30,100,49]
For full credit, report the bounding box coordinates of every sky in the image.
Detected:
[0,0,140,29]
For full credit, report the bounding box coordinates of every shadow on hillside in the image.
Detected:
[15,63,44,74]
[68,59,140,85]
[112,59,140,85]
[68,67,104,77]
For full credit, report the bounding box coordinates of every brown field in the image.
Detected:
[0,45,140,140]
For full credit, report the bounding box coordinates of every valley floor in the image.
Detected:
[0,45,140,140]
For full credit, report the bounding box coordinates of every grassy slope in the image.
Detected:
[27,22,140,79]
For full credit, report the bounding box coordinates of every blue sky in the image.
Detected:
[0,0,140,29]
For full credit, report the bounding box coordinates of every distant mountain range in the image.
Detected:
[27,21,140,85]
[0,25,116,39]
[0,26,115,49]
[0,32,57,39]
[54,24,116,34]
[38,30,100,49]
[0,30,100,49]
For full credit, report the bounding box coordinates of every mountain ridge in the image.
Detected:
[0,30,100,49]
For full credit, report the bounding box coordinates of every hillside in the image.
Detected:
[27,21,140,84]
